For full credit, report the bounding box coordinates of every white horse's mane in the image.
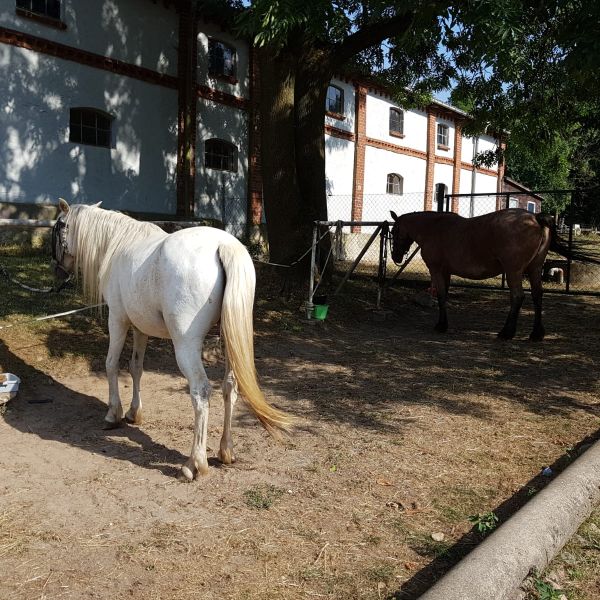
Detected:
[67,205,165,305]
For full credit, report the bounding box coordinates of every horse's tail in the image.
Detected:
[536,214,567,256]
[536,213,600,264]
[217,240,294,439]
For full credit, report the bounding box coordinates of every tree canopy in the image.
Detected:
[200,0,600,262]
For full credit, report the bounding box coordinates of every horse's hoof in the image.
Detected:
[218,448,236,465]
[124,410,142,425]
[497,330,515,340]
[103,419,122,430]
[178,465,195,482]
[529,331,545,342]
[434,323,448,333]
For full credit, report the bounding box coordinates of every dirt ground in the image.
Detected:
[1,271,600,600]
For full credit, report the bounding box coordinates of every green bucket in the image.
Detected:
[313,304,329,320]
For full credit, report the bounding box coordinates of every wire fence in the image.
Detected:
[308,190,600,315]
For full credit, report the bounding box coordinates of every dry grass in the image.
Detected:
[0,253,599,599]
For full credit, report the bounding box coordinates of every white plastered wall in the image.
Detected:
[325,78,355,135]
[0,46,178,213]
[0,0,179,213]
[365,94,428,154]
[196,100,249,236]
[197,23,250,100]
[0,0,178,75]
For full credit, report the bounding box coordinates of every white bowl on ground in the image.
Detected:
[0,373,21,404]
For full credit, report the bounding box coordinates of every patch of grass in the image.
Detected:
[468,511,499,535]
[409,533,452,559]
[433,502,465,524]
[522,509,600,600]
[243,484,285,510]
[366,563,395,582]
[364,534,382,545]
[523,571,564,600]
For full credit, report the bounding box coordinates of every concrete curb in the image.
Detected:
[419,439,600,600]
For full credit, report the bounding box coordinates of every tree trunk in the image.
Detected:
[294,47,335,279]
[256,47,304,267]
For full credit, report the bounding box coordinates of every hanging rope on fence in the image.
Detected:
[0,303,105,331]
[0,263,55,294]
[252,225,335,269]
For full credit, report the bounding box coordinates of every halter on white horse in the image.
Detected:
[53,199,292,480]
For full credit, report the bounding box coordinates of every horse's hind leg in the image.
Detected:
[104,314,129,428]
[218,361,238,465]
[497,271,524,340]
[527,265,545,341]
[125,328,148,425]
[432,270,450,333]
[173,340,211,480]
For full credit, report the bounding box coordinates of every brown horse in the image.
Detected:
[389,209,554,341]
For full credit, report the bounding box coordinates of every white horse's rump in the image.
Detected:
[53,200,292,480]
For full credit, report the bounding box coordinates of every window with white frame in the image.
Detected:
[509,197,519,208]
[387,173,403,195]
[208,39,237,80]
[69,108,112,148]
[437,123,449,147]
[16,0,60,20]
[527,201,536,213]
[389,108,404,136]
[326,85,344,115]
[205,139,238,172]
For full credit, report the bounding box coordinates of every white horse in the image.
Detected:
[51,199,292,480]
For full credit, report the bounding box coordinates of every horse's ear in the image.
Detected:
[390,211,399,221]
[93,201,102,208]
[58,198,70,214]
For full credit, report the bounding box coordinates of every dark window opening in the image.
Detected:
[326,85,344,115]
[389,108,404,136]
[205,139,237,172]
[16,0,61,20]
[69,108,112,148]
[208,39,237,79]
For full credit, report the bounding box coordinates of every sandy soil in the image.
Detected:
[1,278,599,599]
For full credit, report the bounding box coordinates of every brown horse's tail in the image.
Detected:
[536,213,600,264]
[536,214,564,256]
[217,239,294,439]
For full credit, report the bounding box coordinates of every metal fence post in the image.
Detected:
[307,223,318,317]
[377,222,389,309]
[566,222,573,293]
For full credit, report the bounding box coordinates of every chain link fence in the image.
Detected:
[309,190,600,311]
[196,195,248,239]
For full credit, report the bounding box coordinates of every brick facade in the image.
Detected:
[351,84,367,231]
[451,122,463,212]
[247,48,263,233]
[424,109,437,211]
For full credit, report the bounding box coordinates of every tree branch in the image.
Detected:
[333,10,417,65]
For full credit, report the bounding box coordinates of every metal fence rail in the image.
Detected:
[307,190,600,316]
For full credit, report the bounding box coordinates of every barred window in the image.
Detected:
[326,85,344,115]
[205,139,237,172]
[208,39,236,79]
[16,0,60,19]
[387,173,403,195]
[69,108,112,148]
[437,123,449,147]
[389,108,404,136]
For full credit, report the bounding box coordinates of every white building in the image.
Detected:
[0,1,511,237]
[323,77,506,226]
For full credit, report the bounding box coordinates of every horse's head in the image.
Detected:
[51,198,77,290]
[389,211,413,263]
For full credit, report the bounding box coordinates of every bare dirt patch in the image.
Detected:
[1,269,599,599]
